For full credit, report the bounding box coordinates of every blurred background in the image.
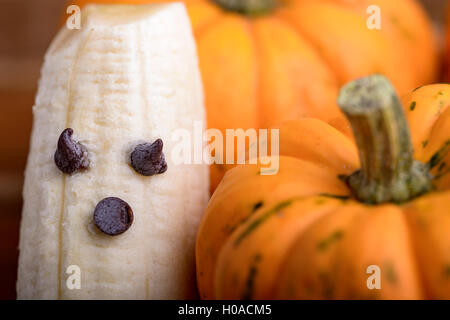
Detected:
[0,0,65,299]
[0,0,446,299]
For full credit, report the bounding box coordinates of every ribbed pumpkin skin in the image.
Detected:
[196,84,450,299]
[66,0,438,191]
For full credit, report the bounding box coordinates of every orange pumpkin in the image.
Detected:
[64,0,438,191]
[196,75,450,299]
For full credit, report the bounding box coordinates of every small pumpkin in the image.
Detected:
[66,0,438,191]
[196,75,450,299]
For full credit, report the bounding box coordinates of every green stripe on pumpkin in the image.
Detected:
[242,254,262,299]
[429,140,450,169]
[234,199,293,247]
[317,230,344,252]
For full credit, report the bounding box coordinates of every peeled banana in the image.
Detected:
[17,3,209,299]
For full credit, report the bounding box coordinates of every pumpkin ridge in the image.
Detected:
[405,86,450,156]
[416,103,450,188]
[244,18,263,129]
[275,2,367,86]
[273,201,362,299]
[216,196,345,299]
[346,204,424,299]
[241,253,262,299]
[428,140,450,171]
[427,101,450,134]
[258,15,341,126]
[400,191,450,298]
[425,125,450,175]
[402,214,429,299]
[330,0,435,86]
[273,11,337,85]
[213,0,277,16]
[233,198,295,247]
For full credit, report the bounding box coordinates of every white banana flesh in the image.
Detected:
[17,3,209,299]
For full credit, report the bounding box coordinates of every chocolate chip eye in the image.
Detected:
[54,128,89,174]
[130,139,168,176]
[94,197,133,236]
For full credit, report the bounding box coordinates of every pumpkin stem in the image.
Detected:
[213,0,278,16]
[337,75,432,204]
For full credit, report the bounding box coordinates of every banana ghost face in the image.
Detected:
[54,128,169,237]
[17,4,209,299]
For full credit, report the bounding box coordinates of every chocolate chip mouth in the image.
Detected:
[94,197,133,236]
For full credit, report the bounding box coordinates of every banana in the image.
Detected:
[17,3,209,299]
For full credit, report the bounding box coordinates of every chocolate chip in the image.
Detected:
[131,139,168,176]
[94,197,133,236]
[54,128,89,174]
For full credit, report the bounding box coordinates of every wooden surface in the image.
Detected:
[422,0,447,28]
[0,0,65,300]
[0,0,446,300]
